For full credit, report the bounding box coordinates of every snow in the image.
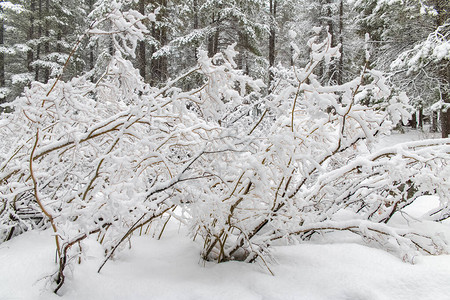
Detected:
[2,210,450,300]
[401,195,441,219]
[1,27,449,297]
[375,129,440,150]
[288,30,297,39]
[1,130,449,299]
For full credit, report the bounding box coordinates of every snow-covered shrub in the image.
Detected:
[0,2,264,292]
[0,3,449,294]
[190,31,450,266]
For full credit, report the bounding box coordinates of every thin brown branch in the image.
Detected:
[29,130,61,258]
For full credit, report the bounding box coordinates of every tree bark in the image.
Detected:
[35,0,42,81]
[43,0,50,83]
[207,14,219,58]
[337,0,344,85]
[418,107,424,129]
[268,0,276,89]
[213,26,219,55]
[193,0,198,30]
[431,111,438,132]
[27,0,35,73]
[441,70,450,138]
[87,0,95,74]
[0,6,5,89]
[324,0,336,83]
[150,0,168,85]
[409,112,417,129]
[193,0,199,60]
[434,0,450,138]
[137,0,146,80]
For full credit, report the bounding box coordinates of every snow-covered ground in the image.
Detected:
[1,129,449,300]
[1,218,450,300]
[374,128,440,150]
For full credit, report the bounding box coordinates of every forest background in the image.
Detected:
[0,0,449,137]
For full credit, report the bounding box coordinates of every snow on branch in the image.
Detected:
[391,23,450,73]
[191,28,449,267]
[0,6,264,290]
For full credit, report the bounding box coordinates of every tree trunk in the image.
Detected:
[150,21,156,83]
[207,15,214,57]
[35,0,42,81]
[434,0,450,138]
[325,0,334,46]
[213,26,219,55]
[290,45,294,67]
[324,0,336,83]
[150,0,168,85]
[418,107,424,129]
[337,0,344,85]
[441,86,450,138]
[0,6,5,89]
[137,0,146,80]
[409,112,417,129]
[108,17,114,57]
[43,0,50,83]
[159,26,168,82]
[193,0,199,60]
[27,0,35,73]
[268,0,276,89]
[87,0,95,75]
[109,34,114,56]
[439,33,450,138]
[431,111,438,132]
[193,0,198,30]
[208,14,219,58]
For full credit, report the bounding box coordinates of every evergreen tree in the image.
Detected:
[0,0,88,103]
[354,0,449,136]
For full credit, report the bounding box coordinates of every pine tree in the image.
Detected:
[0,0,89,103]
[0,0,29,103]
[354,0,449,136]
